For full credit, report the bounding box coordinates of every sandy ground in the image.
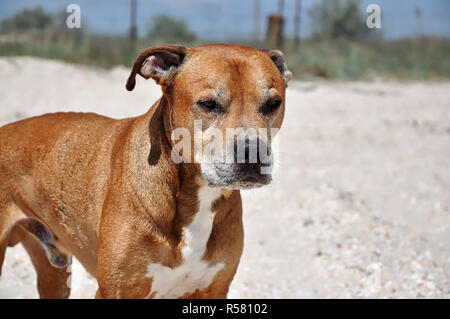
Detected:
[0,57,449,298]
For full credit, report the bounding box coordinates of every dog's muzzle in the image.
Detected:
[201,137,273,189]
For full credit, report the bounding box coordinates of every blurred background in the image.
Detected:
[0,0,449,298]
[0,0,449,80]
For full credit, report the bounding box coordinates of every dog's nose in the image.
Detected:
[233,137,271,166]
[230,137,272,185]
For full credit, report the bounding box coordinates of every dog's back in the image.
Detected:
[0,112,132,275]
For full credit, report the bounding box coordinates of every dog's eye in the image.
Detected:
[261,98,282,115]
[197,100,221,113]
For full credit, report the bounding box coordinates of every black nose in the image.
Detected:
[233,137,271,165]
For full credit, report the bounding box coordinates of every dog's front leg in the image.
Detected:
[96,244,155,299]
[96,214,156,299]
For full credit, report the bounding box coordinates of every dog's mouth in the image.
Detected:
[201,162,273,190]
[200,137,274,190]
[210,180,268,190]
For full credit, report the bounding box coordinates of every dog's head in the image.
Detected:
[127,44,291,190]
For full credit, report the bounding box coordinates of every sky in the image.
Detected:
[0,0,449,40]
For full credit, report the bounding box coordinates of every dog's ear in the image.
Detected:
[260,49,292,87]
[126,45,187,91]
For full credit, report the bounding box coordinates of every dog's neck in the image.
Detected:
[173,163,220,242]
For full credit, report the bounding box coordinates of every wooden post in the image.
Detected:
[266,0,284,49]
[278,0,284,14]
[294,0,301,49]
[266,14,284,49]
[414,7,424,39]
[130,0,137,53]
[253,0,260,42]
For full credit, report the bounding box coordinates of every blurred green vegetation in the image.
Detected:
[0,6,449,80]
[0,6,53,32]
[308,0,372,40]
[146,14,196,43]
[280,38,450,80]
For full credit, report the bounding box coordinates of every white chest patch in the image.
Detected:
[146,185,224,298]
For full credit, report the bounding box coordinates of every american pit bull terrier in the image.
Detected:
[0,44,291,298]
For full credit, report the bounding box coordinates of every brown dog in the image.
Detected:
[0,44,291,298]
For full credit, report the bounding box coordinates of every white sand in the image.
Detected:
[0,57,449,298]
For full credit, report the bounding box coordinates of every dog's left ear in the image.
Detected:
[261,49,292,87]
[126,45,187,91]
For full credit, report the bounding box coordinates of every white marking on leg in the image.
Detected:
[146,185,224,298]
